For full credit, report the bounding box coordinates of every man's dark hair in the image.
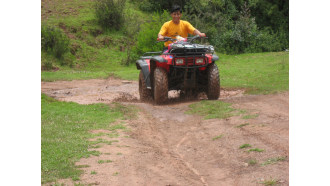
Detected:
[171,5,182,13]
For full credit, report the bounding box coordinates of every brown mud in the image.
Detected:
[42,77,288,186]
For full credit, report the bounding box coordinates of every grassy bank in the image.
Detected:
[217,51,289,94]
[41,63,138,81]
[41,0,144,81]
[41,94,136,183]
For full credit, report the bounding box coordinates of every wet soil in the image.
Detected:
[41,77,289,186]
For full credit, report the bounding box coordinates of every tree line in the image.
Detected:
[134,0,289,54]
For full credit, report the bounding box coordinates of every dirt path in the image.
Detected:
[42,77,289,186]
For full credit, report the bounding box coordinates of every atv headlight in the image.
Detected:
[196,58,204,64]
[176,58,184,65]
[207,46,214,53]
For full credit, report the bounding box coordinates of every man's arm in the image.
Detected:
[193,29,206,37]
[158,34,164,40]
[158,22,168,40]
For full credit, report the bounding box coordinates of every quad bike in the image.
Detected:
[136,35,220,104]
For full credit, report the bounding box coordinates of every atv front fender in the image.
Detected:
[136,59,151,89]
[212,54,219,62]
[150,56,167,63]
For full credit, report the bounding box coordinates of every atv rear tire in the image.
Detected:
[153,67,168,104]
[139,71,151,101]
[206,63,220,100]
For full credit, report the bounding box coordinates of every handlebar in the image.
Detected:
[157,36,176,42]
[187,35,208,42]
[157,35,207,43]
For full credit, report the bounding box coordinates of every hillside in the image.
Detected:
[41,0,147,81]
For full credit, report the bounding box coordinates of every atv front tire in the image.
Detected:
[139,71,151,101]
[153,67,168,104]
[206,63,220,100]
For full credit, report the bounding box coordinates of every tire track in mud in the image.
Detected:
[175,131,209,186]
[130,103,208,185]
[153,116,209,186]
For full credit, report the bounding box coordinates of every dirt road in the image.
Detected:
[41,77,289,186]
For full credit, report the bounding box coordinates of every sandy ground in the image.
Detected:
[42,77,289,186]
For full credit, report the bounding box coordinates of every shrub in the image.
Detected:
[212,15,260,54]
[127,11,169,64]
[137,0,187,12]
[41,25,70,59]
[137,0,157,12]
[41,53,56,71]
[209,3,284,54]
[44,60,53,70]
[95,0,126,30]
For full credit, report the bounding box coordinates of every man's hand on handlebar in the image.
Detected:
[193,29,206,38]
[199,33,206,37]
[157,35,165,41]
[157,36,176,42]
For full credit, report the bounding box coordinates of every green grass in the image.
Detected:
[248,148,264,152]
[106,133,120,138]
[109,124,126,131]
[248,159,257,166]
[91,171,97,175]
[90,145,101,148]
[113,172,119,176]
[92,132,116,137]
[261,178,278,186]
[239,144,252,149]
[217,52,289,94]
[41,94,135,183]
[90,138,119,146]
[41,61,139,82]
[212,134,224,141]
[98,160,113,164]
[261,156,286,166]
[236,123,249,128]
[110,102,138,120]
[242,114,259,119]
[74,183,85,186]
[186,100,242,119]
[75,165,90,168]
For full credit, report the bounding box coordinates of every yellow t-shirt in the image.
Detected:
[159,20,196,47]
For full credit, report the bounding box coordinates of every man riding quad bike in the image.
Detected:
[135,35,220,104]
